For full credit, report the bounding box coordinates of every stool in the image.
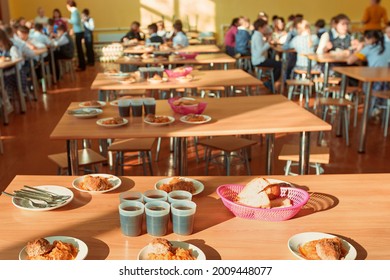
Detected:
[108,138,155,176]
[254,66,275,93]
[286,79,314,108]
[48,148,107,175]
[372,90,390,137]
[198,86,225,98]
[317,97,354,146]
[278,144,330,175]
[58,58,75,81]
[235,54,253,73]
[197,136,257,176]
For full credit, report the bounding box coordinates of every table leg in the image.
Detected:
[67,140,79,175]
[40,56,46,93]
[306,57,312,80]
[280,52,287,94]
[358,81,372,153]
[15,63,26,113]
[265,134,274,175]
[299,131,311,175]
[176,137,188,176]
[29,58,39,100]
[50,48,57,84]
[336,74,347,136]
[224,63,228,70]
[323,62,330,92]
[0,69,9,125]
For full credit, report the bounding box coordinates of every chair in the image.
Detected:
[58,58,76,81]
[278,144,330,175]
[371,90,390,137]
[48,148,107,175]
[197,136,257,176]
[198,86,225,98]
[254,66,275,93]
[235,54,253,73]
[108,138,155,176]
[317,97,354,146]
[286,79,314,108]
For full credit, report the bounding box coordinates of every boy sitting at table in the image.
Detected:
[52,24,74,80]
[121,21,145,43]
[235,17,251,56]
[146,23,164,45]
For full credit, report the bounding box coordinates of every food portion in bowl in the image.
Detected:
[176,74,193,83]
[183,114,206,122]
[299,237,348,260]
[78,175,114,191]
[119,77,136,84]
[81,100,102,107]
[147,238,196,260]
[172,98,199,107]
[236,178,292,209]
[159,177,196,194]
[144,114,171,124]
[101,117,126,125]
[25,238,78,260]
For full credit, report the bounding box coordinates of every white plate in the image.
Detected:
[176,77,193,83]
[288,232,357,260]
[155,177,204,196]
[144,116,175,126]
[12,185,74,212]
[68,108,103,119]
[147,77,168,84]
[137,241,206,260]
[72,174,122,194]
[180,115,211,124]
[96,117,128,128]
[19,236,88,260]
[79,101,106,108]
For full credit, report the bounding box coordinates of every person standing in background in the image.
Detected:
[362,0,388,31]
[66,1,85,71]
[82,8,95,66]
[52,9,68,31]
[34,7,48,25]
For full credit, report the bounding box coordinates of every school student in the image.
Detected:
[82,8,95,66]
[121,21,145,42]
[66,1,85,71]
[235,17,251,56]
[172,20,189,48]
[224,17,239,57]
[52,24,75,80]
[146,23,164,44]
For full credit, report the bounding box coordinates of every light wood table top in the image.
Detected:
[115,53,235,66]
[124,44,221,55]
[333,67,390,82]
[50,95,331,140]
[1,174,389,260]
[90,69,262,91]
[305,53,349,63]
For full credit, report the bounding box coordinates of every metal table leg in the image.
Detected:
[299,131,311,175]
[336,74,347,137]
[50,47,57,84]
[176,137,188,176]
[0,69,9,125]
[15,63,26,113]
[280,52,287,94]
[29,58,39,100]
[323,62,330,92]
[40,56,47,93]
[265,134,275,175]
[67,140,79,175]
[358,81,372,153]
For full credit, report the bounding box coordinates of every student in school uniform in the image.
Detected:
[384,23,390,43]
[224,17,240,57]
[146,23,164,44]
[251,18,282,92]
[121,21,145,43]
[82,8,95,66]
[235,17,251,56]
[29,23,52,49]
[66,0,85,71]
[172,20,189,48]
[156,20,167,39]
[314,19,327,39]
[52,24,75,80]
[348,30,390,116]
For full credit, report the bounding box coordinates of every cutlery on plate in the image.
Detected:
[2,191,50,208]
[13,190,68,203]
[22,186,71,200]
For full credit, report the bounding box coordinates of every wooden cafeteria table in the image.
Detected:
[115,53,235,70]
[0,58,25,125]
[333,66,390,153]
[91,69,263,98]
[1,174,389,260]
[124,44,221,55]
[50,95,331,176]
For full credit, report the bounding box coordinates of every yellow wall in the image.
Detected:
[8,0,390,42]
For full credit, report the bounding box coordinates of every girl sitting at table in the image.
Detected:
[0,29,22,113]
[224,17,240,57]
[234,17,251,56]
[347,30,390,117]
[172,20,189,48]
[271,17,287,45]
[251,18,282,92]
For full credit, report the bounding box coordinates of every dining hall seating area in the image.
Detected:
[1,0,390,263]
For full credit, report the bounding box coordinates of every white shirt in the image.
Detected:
[34,16,48,25]
[317,28,348,54]
[29,30,52,47]
[83,17,95,31]
[11,37,36,61]
[53,32,70,47]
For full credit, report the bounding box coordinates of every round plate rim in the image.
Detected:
[179,115,211,124]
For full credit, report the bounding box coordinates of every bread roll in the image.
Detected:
[264,184,281,200]
[237,178,271,208]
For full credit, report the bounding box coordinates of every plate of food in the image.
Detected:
[176,74,193,83]
[288,232,357,260]
[155,177,204,195]
[19,236,88,260]
[180,114,211,124]
[96,117,128,128]
[79,101,106,108]
[119,77,136,84]
[144,114,175,126]
[67,108,103,119]
[138,238,206,260]
[147,74,168,84]
[11,185,74,212]
[72,174,122,194]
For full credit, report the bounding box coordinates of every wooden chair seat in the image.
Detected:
[313,77,341,84]
[325,85,362,93]
[48,148,106,174]
[108,138,156,152]
[278,144,330,164]
[318,98,355,107]
[286,79,314,87]
[197,136,257,152]
[372,90,390,99]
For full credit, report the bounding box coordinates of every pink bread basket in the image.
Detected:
[168,98,207,115]
[165,66,193,78]
[216,184,309,221]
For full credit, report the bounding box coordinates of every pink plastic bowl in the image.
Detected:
[168,98,207,115]
[178,52,198,59]
[165,66,193,78]
[216,184,309,221]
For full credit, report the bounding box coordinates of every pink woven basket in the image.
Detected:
[216,184,309,221]
[165,66,193,78]
[168,98,207,115]
[178,52,198,59]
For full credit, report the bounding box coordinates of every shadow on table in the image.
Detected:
[82,237,110,260]
[328,233,367,260]
[185,238,221,260]
[56,189,92,211]
[112,177,136,193]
